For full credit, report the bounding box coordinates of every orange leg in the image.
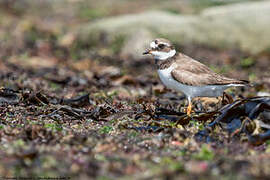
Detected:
[187,102,192,116]
[186,97,192,116]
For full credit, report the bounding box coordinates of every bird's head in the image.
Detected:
[143,38,176,60]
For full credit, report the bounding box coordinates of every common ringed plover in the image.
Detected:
[143,38,249,115]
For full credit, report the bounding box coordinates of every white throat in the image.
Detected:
[152,49,176,60]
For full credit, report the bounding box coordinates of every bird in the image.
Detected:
[143,38,249,116]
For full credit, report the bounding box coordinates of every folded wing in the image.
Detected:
[171,55,249,86]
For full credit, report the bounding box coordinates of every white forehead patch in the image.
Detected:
[150,41,170,49]
[150,41,158,49]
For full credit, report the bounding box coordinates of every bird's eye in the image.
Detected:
[158,44,165,49]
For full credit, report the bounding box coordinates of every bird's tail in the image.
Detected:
[231,79,253,87]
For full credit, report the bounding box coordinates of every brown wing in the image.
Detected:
[171,54,248,86]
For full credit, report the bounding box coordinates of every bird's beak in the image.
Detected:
[143,49,151,55]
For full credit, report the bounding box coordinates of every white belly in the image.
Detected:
[157,67,232,98]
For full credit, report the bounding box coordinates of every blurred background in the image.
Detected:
[0,0,270,74]
[0,0,270,179]
[0,0,269,90]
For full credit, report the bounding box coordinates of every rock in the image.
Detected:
[77,10,196,58]
[77,1,270,58]
[120,28,154,60]
[200,1,270,54]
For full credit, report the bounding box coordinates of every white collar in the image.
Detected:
[152,49,176,60]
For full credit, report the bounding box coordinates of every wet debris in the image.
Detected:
[0,87,20,105]
[196,96,270,145]
[61,93,91,107]
[22,91,50,105]
[246,130,270,146]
